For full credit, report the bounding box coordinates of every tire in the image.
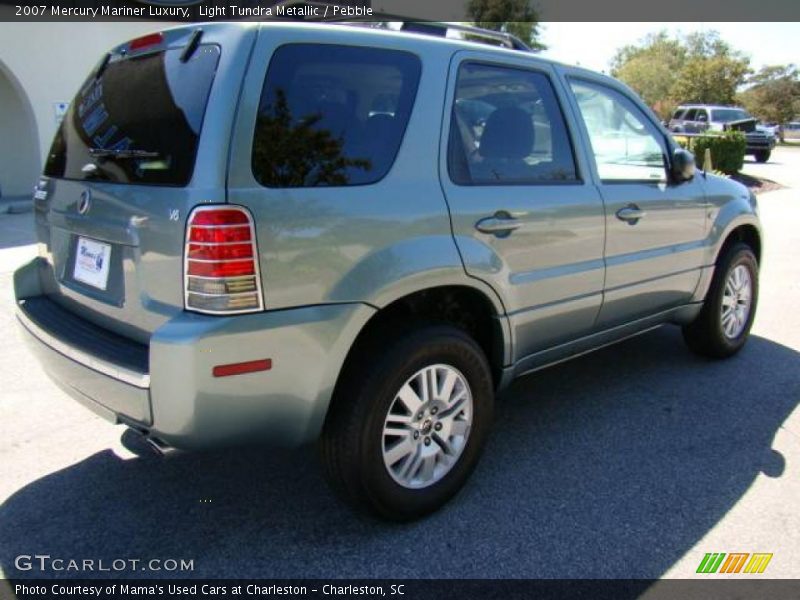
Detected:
[755,150,771,163]
[682,243,759,358]
[320,324,494,521]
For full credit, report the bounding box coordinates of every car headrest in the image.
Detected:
[480,107,534,160]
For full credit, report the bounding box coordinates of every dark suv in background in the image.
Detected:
[669,104,776,163]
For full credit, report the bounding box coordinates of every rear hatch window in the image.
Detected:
[44,44,220,187]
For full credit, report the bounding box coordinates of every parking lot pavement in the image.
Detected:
[0,168,798,579]
[743,144,800,189]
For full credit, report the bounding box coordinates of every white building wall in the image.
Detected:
[0,64,39,197]
[0,22,174,196]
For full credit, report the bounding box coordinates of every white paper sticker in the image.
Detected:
[73,237,111,291]
[53,102,69,125]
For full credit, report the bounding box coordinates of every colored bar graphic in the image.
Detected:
[697,552,773,574]
[744,553,773,574]
[697,553,726,574]
[719,553,749,573]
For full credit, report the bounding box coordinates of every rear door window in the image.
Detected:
[251,44,421,188]
[44,45,220,187]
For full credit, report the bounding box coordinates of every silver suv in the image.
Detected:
[15,23,762,520]
[668,104,776,163]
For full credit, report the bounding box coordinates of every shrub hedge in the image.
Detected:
[676,130,747,175]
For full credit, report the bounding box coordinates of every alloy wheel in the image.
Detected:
[381,364,473,489]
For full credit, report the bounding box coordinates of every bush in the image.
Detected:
[690,131,747,175]
[673,134,690,150]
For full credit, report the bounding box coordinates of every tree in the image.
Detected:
[683,30,737,59]
[610,32,686,117]
[252,89,370,187]
[671,32,750,106]
[610,30,751,119]
[738,64,800,133]
[467,0,546,51]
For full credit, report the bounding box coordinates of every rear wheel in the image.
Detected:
[754,150,771,163]
[682,243,758,358]
[320,324,494,521]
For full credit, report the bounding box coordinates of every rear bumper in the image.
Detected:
[14,258,375,449]
[17,299,152,425]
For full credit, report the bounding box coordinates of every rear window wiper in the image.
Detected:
[89,148,161,159]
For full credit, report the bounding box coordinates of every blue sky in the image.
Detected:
[540,22,800,73]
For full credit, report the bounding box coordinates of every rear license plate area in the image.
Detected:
[73,236,112,290]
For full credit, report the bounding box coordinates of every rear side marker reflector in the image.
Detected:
[184,205,264,315]
[213,359,272,378]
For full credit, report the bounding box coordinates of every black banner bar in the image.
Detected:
[4,580,800,600]
[1,0,800,22]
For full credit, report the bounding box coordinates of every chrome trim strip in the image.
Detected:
[186,290,258,298]
[16,303,150,389]
[186,257,254,264]
[187,241,250,247]
[189,223,251,230]
[187,274,255,282]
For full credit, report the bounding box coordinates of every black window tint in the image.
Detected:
[252,44,421,188]
[44,45,220,187]
[683,109,697,121]
[448,63,577,185]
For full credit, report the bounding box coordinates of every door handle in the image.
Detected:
[616,205,646,225]
[475,213,521,236]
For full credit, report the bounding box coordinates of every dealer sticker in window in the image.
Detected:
[73,237,111,290]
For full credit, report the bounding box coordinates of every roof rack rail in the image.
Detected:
[345,21,532,52]
[249,1,532,52]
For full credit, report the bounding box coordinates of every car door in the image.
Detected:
[668,108,686,131]
[440,53,606,361]
[694,108,710,132]
[679,108,697,132]
[563,75,706,326]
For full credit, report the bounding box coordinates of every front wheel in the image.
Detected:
[754,150,771,163]
[682,243,759,358]
[320,325,494,521]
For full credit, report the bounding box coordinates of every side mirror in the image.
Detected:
[672,148,696,182]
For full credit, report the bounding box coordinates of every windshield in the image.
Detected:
[711,108,752,123]
[44,45,220,186]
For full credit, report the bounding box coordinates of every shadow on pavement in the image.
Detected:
[0,327,797,578]
[0,212,36,251]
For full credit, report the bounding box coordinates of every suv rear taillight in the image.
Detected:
[184,206,264,314]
